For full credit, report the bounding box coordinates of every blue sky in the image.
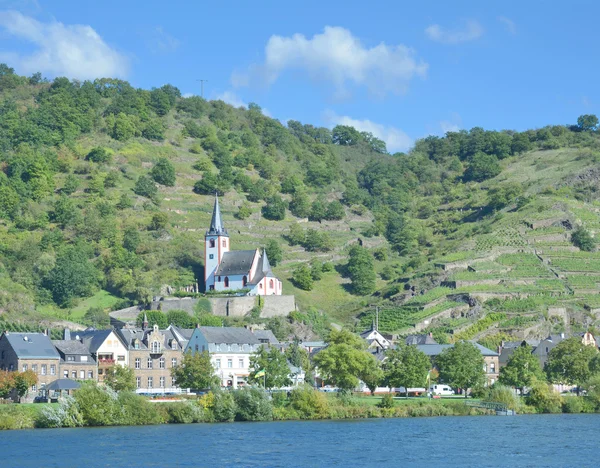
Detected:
[0,0,597,152]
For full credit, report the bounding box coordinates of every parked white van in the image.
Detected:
[429,384,454,396]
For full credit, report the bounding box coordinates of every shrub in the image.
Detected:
[165,401,205,424]
[378,393,395,409]
[483,385,521,411]
[289,386,329,419]
[526,380,563,413]
[116,391,163,425]
[209,389,237,422]
[87,147,112,164]
[150,158,176,186]
[233,387,273,421]
[73,383,119,426]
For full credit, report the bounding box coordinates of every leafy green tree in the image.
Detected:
[435,342,485,397]
[292,264,313,291]
[87,147,112,164]
[265,240,282,266]
[289,191,311,218]
[313,329,378,393]
[235,202,252,220]
[136,311,168,328]
[487,183,523,210]
[361,360,384,395]
[84,306,110,328]
[309,199,327,222]
[150,88,171,116]
[347,245,376,295]
[303,229,332,252]
[103,365,136,392]
[262,195,286,221]
[13,370,37,402]
[310,261,323,281]
[193,172,228,196]
[150,158,176,186]
[249,347,292,389]
[571,226,595,252]
[195,313,223,327]
[122,226,141,252]
[325,201,345,220]
[0,185,20,219]
[232,387,273,421]
[111,112,137,141]
[47,247,99,306]
[463,152,501,182]
[511,133,532,155]
[332,125,363,146]
[577,114,599,132]
[142,119,165,141]
[285,339,311,374]
[498,344,544,393]
[116,193,134,210]
[383,346,431,397]
[166,309,193,328]
[149,212,168,231]
[546,337,598,395]
[172,351,220,391]
[133,175,158,199]
[287,223,305,246]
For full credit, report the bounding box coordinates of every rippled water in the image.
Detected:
[1,415,599,467]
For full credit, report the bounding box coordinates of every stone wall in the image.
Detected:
[209,296,257,317]
[260,295,296,318]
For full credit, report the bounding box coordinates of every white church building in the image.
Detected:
[204,196,283,296]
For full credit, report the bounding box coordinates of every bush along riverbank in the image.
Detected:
[1,382,599,430]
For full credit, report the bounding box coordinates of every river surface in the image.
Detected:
[1,414,599,467]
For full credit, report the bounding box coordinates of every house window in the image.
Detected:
[148,377,153,389]
[135,358,141,369]
[117,355,125,361]
[71,371,77,379]
[270,279,274,289]
[227,359,233,368]
[224,277,229,287]
[88,371,93,379]
[9,364,13,371]
[239,359,244,368]
[259,283,262,289]
[216,359,221,369]
[159,357,165,369]
[171,340,177,350]
[216,345,221,351]
[80,370,85,379]
[50,365,56,375]
[152,341,160,353]
[222,239,227,248]
[483,363,487,373]
[227,345,231,352]
[147,358,153,369]
[80,356,88,362]
[171,358,177,368]
[134,340,140,349]
[209,239,215,248]
[41,365,47,375]
[546,347,549,353]
[63,370,68,378]
[243,276,247,287]
[22,364,28,372]
[32,385,36,392]
[32,364,37,374]
[490,363,496,374]
[218,276,221,282]
[136,377,141,389]
[172,376,176,386]
[160,376,165,388]
[67,356,75,362]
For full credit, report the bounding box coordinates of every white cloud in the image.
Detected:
[148,26,180,53]
[233,26,428,97]
[425,20,484,45]
[0,10,128,79]
[324,110,413,153]
[214,90,272,117]
[497,16,517,35]
[439,113,462,134]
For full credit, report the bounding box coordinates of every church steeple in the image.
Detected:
[207,194,228,237]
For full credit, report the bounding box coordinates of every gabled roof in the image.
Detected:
[207,194,228,237]
[405,334,438,345]
[116,327,182,350]
[71,329,117,353]
[52,340,93,356]
[215,250,256,276]
[2,332,60,359]
[415,341,499,357]
[253,329,279,344]
[197,326,260,345]
[248,250,277,285]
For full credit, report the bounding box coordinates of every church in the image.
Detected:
[204,195,283,296]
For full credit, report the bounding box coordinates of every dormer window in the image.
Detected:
[170,340,177,350]
[134,339,140,349]
[152,341,160,353]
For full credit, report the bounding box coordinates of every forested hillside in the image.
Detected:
[0,64,599,344]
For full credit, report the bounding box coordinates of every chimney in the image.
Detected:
[44,328,49,336]
[64,328,71,340]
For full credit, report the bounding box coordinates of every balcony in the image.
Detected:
[98,358,115,365]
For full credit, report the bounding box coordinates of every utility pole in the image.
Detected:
[197,79,208,98]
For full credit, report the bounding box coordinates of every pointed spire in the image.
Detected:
[261,249,273,275]
[207,193,228,236]
[142,313,149,329]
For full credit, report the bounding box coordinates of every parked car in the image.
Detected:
[319,385,339,393]
[429,384,454,396]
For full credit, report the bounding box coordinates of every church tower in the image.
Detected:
[205,194,229,290]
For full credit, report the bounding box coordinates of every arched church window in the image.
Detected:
[224,277,229,287]
[209,239,215,248]
[222,239,227,247]
[218,276,221,282]
[269,279,274,289]
[243,276,247,287]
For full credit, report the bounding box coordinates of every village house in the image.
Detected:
[116,323,189,393]
[187,326,261,388]
[360,322,392,351]
[0,332,61,400]
[67,329,129,382]
[52,340,97,381]
[204,195,282,296]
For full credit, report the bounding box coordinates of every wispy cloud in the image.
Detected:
[0,10,128,79]
[147,26,180,53]
[214,90,272,117]
[425,20,484,45]
[497,16,517,35]
[233,26,428,98]
[324,110,412,153]
[439,113,462,134]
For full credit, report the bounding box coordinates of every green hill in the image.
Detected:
[0,65,599,344]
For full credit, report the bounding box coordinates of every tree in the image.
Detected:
[577,114,599,132]
[262,195,286,221]
[285,339,311,374]
[166,309,193,328]
[292,264,313,291]
[289,191,311,218]
[435,342,485,397]
[47,247,99,307]
[172,351,220,391]
[325,201,345,221]
[383,346,431,397]
[360,360,384,396]
[133,175,158,200]
[487,183,523,211]
[265,240,282,266]
[235,202,252,220]
[287,223,305,246]
[13,370,37,402]
[87,147,112,164]
[150,158,176,186]
[249,347,292,389]
[313,329,378,393]
[571,226,595,252]
[498,344,544,394]
[123,227,141,252]
[332,125,363,146]
[149,212,168,231]
[0,370,15,398]
[347,245,376,295]
[111,112,137,141]
[103,365,136,392]
[84,306,110,328]
[546,337,598,395]
[463,152,501,182]
[309,199,327,222]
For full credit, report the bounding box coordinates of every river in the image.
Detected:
[1,414,598,467]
